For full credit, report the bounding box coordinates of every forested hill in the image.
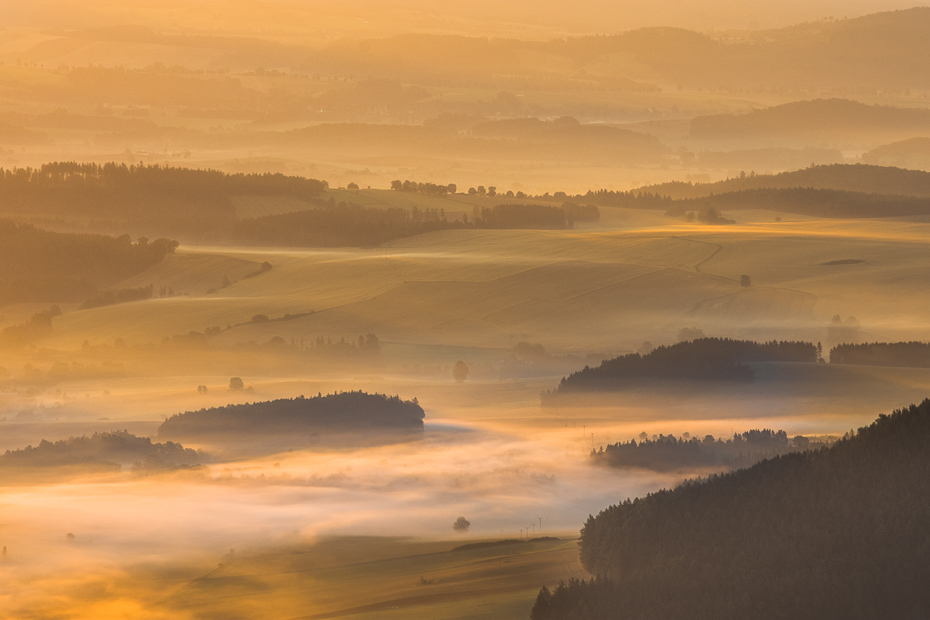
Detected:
[532,399,930,620]
[631,164,930,200]
[158,391,425,441]
[0,219,177,305]
[551,338,816,394]
[0,162,328,238]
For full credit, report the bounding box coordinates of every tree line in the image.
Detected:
[234,202,580,247]
[830,341,930,366]
[531,399,930,620]
[592,429,825,472]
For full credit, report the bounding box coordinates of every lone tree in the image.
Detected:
[453,516,471,532]
[740,275,751,287]
[452,361,470,383]
[229,377,244,390]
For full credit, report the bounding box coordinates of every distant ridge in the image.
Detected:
[691,99,930,142]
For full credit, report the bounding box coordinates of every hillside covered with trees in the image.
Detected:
[0,162,328,238]
[532,399,930,620]
[551,338,817,394]
[0,219,178,306]
[157,391,426,441]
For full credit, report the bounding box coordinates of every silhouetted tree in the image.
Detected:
[453,516,471,532]
[229,377,244,390]
[453,361,470,383]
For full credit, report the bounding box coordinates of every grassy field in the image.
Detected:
[153,536,585,620]
[30,205,930,356]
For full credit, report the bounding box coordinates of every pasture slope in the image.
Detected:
[36,206,930,355]
[149,536,584,620]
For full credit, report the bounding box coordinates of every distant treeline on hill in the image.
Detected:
[633,164,930,200]
[531,399,930,620]
[830,341,930,367]
[0,162,328,237]
[570,186,930,219]
[0,431,207,475]
[157,391,425,441]
[234,203,577,247]
[0,219,178,306]
[550,338,817,394]
[592,430,825,472]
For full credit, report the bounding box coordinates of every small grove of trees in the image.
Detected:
[80,284,154,309]
[229,377,244,390]
[453,516,471,532]
[391,180,457,195]
[0,305,61,348]
[828,314,860,344]
[453,361,470,383]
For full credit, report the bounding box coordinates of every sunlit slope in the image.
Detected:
[115,252,261,293]
[154,536,584,620]
[43,212,930,351]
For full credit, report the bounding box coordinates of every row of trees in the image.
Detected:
[391,179,456,195]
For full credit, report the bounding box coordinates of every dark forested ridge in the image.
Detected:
[830,341,930,367]
[0,219,178,306]
[532,399,930,620]
[158,391,425,441]
[551,338,816,394]
[0,431,207,476]
[592,429,825,472]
